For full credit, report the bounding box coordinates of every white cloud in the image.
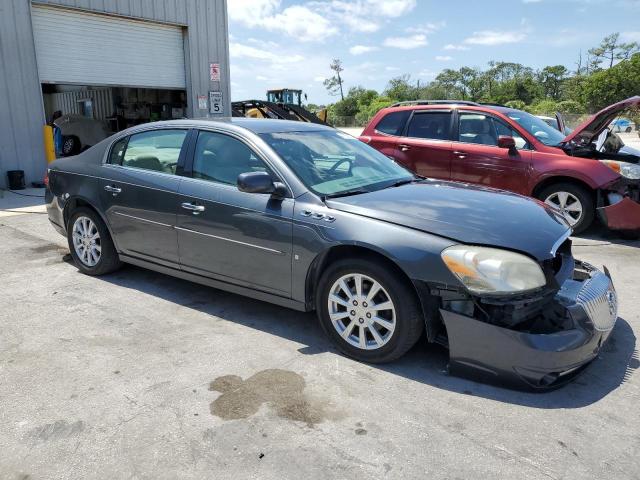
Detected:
[313,76,326,82]
[310,0,416,33]
[229,1,336,42]
[383,34,428,49]
[230,42,304,64]
[464,30,527,46]
[407,21,446,35]
[228,0,280,27]
[443,43,469,51]
[435,55,452,61]
[349,45,378,55]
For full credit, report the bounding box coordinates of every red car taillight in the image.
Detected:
[44,172,49,188]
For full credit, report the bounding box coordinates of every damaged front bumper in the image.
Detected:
[441,262,617,390]
[598,178,640,232]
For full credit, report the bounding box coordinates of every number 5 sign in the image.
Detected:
[209,91,223,115]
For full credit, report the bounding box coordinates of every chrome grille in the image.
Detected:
[576,271,617,332]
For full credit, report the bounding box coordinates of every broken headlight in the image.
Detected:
[441,246,546,295]
[601,160,640,180]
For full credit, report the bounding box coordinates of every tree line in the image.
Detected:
[316,33,640,126]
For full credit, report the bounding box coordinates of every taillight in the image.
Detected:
[359,136,372,144]
[44,171,50,188]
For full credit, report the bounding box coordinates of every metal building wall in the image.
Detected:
[0,0,230,186]
[43,88,114,121]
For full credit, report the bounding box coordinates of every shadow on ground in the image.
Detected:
[92,262,638,410]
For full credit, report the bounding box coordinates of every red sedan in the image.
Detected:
[360,97,640,234]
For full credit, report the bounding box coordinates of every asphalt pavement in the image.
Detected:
[0,192,638,480]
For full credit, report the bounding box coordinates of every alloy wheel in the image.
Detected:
[544,191,583,227]
[63,138,75,155]
[72,216,101,267]
[327,273,396,350]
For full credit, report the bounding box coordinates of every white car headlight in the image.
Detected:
[441,246,547,295]
[602,160,640,180]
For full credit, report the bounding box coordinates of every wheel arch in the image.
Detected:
[531,175,596,199]
[305,244,440,342]
[63,196,118,250]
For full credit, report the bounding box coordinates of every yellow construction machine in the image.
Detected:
[232,88,328,124]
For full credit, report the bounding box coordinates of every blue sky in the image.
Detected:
[228,0,640,104]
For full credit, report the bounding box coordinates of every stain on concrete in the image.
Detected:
[25,420,85,443]
[209,369,332,426]
[355,428,367,435]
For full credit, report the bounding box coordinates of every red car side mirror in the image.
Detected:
[498,135,516,150]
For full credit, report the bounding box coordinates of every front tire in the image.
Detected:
[316,258,424,363]
[538,182,594,234]
[67,207,122,275]
[62,135,81,156]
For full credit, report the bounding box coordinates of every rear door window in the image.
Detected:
[406,112,452,140]
[120,129,188,174]
[374,110,410,136]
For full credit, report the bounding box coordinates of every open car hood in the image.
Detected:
[562,96,640,146]
[326,180,570,261]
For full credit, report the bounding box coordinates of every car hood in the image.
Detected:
[562,96,640,146]
[326,181,571,261]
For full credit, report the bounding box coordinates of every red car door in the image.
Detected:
[393,110,453,180]
[450,110,532,194]
[360,110,412,159]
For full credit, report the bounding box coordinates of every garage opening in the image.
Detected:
[32,5,188,154]
[41,84,187,154]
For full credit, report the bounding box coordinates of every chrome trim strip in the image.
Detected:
[550,229,572,257]
[174,226,284,254]
[114,212,173,228]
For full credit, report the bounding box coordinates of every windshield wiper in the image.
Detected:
[386,178,420,188]
[323,189,370,199]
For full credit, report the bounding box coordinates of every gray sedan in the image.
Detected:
[45,118,618,390]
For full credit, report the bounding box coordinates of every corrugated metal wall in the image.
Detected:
[0,0,230,186]
[43,88,114,120]
[0,1,49,187]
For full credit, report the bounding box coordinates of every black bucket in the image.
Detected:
[7,170,26,190]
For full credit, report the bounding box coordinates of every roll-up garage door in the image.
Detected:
[32,5,186,89]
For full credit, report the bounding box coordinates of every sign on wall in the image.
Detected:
[209,63,220,82]
[198,95,208,110]
[209,91,223,115]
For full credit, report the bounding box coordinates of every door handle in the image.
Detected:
[399,144,411,152]
[104,185,122,195]
[453,151,467,158]
[181,202,205,214]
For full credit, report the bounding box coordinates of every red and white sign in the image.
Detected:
[209,63,220,82]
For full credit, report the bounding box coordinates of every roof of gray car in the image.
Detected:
[146,118,335,134]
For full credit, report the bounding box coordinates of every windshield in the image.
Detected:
[506,110,566,146]
[260,130,414,197]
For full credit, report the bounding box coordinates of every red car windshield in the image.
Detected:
[506,110,566,147]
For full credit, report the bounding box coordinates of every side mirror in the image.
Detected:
[498,135,516,151]
[237,171,287,198]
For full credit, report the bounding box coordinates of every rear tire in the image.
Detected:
[316,258,424,363]
[67,207,122,276]
[538,182,595,234]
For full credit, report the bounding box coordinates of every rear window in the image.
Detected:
[374,110,410,136]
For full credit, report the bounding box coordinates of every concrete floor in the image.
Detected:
[0,202,639,479]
